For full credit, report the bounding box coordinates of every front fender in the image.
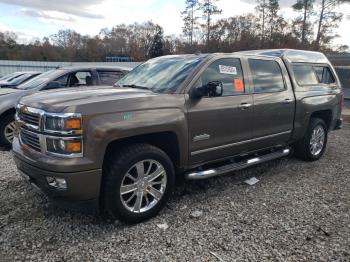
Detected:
[84,108,188,168]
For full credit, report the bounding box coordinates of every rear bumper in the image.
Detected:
[13,153,102,212]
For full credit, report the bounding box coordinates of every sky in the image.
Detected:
[0,0,349,47]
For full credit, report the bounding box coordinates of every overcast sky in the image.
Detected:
[0,0,349,47]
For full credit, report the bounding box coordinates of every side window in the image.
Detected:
[54,74,69,87]
[292,64,319,86]
[248,59,285,93]
[200,58,245,96]
[70,71,92,87]
[313,66,335,84]
[98,71,125,85]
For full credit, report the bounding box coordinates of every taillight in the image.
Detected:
[341,94,344,112]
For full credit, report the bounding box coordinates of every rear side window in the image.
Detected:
[292,64,336,86]
[313,66,335,84]
[248,59,285,93]
[200,58,245,96]
[98,71,124,85]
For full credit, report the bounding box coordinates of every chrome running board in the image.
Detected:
[185,148,290,180]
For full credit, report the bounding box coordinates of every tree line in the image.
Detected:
[0,0,348,62]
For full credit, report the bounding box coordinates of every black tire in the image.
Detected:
[0,113,15,149]
[294,118,328,161]
[103,143,175,223]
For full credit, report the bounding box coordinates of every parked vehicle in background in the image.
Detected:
[0,72,23,81]
[0,71,41,89]
[13,49,343,223]
[0,66,130,149]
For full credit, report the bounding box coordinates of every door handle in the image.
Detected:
[239,103,252,110]
[283,98,293,104]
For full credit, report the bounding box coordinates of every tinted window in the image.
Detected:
[50,71,92,89]
[249,59,285,93]
[199,58,245,96]
[98,71,124,85]
[54,74,69,87]
[73,71,92,86]
[313,66,335,84]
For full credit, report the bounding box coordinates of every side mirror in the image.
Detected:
[207,81,223,97]
[190,85,208,99]
[44,81,63,90]
[190,81,223,99]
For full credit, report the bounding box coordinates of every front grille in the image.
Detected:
[18,111,40,127]
[20,129,41,152]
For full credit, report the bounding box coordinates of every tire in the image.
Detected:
[103,143,175,223]
[0,113,15,149]
[294,118,328,161]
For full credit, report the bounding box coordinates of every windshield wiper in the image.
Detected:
[122,84,151,90]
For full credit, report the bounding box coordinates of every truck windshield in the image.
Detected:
[116,55,204,93]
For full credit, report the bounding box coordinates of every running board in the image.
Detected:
[185,148,290,180]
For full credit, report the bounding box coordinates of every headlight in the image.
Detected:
[46,137,82,156]
[44,114,82,132]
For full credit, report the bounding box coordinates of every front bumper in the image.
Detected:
[13,152,102,212]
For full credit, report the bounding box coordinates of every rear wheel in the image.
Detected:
[294,118,328,161]
[0,114,15,149]
[103,144,175,223]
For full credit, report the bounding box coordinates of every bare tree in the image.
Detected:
[315,0,343,50]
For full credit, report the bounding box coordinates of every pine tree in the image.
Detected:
[181,0,200,46]
[256,0,269,48]
[292,0,314,45]
[148,25,164,58]
[199,0,222,52]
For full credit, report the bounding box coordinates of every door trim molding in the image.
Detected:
[190,130,292,156]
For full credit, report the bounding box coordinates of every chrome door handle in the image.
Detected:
[283,98,293,104]
[239,103,252,110]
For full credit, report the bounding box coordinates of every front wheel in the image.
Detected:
[294,118,328,161]
[0,114,15,149]
[103,144,175,223]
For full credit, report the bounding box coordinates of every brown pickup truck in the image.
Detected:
[13,49,343,223]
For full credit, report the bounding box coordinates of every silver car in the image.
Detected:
[0,66,130,149]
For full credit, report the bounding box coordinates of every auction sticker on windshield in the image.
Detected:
[219,65,237,75]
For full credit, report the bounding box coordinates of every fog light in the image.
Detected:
[46,177,67,190]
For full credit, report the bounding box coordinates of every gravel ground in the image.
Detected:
[1,125,350,261]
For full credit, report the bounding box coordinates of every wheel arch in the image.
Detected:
[0,108,16,120]
[102,131,181,172]
[310,109,333,131]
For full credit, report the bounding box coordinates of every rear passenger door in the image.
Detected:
[248,58,295,148]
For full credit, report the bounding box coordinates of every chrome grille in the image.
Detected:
[20,129,41,152]
[18,110,40,127]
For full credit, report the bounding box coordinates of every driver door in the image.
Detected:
[186,57,255,165]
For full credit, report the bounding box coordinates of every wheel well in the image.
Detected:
[0,108,16,121]
[310,110,332,130]
[103,132,180,169]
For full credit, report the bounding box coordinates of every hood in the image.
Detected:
[20,86,159,111]
[0,87,21,96]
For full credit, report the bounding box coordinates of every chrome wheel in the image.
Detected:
[4,121,16,144]
[120,159,167,213]
[310,125,325,156]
